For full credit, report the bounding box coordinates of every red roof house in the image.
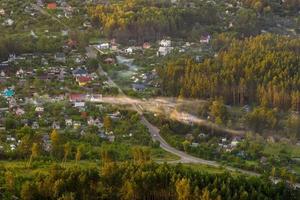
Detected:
[47,3,57,10]
[69,94,86,102]
[76,76,92,86]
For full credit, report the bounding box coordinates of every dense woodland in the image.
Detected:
[88,0,300,44]
[88,0,222,43]
[0,162,298,200]
[241,0,300,14]
[158,34,300,111]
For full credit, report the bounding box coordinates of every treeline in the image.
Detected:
[88,0,220,43]
[158,34,300,111]
[0,162,298,200]
[0,35,63,61]
[241,0,300,15]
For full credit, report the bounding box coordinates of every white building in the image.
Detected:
[157,46,173,56]
[0,9,5,16]
[159,39,171,47]
[65,119,73,126]
[98,43,110,49]
[35,106,44,112]
[74,102,85,108]
[125,47,133,54]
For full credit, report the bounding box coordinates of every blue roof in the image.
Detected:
[132,84,146,90]
[3,89,14,97]
[72,68,87,75]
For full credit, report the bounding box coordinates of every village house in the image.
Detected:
[16,68,25,78]
[66,39,77,49]
[200,35,211,44]
[125,47,133,54]
[90,94,103,102]
[42,134,51,152]
[83,21,92,28]
[143,42,151,49]
[160,39,171,47]
[3,18,14,26]
[74,101,85,108]
[76,76,92,86]
[72,68,88,77]
[73,121,81,129]
[69,93,86,102]
[10,144,16,151]
[0,9,5,16]
[97,43,110,49]
[98,132,108,139]
[15,108,25,116]
[32,121,39,129]
[8,98,17,108]
[230,137,240,147]
[37,0,44,7]
[108,135,115,142]
[108,111,121,121]
[65,119,73,126]
[54,53,66,63]
[52,122,61,130]
[3,88,15,98]
[35,106,44,113]
[47,2,57,10]
[132,83,146,92]
[157,46,173,56]
[0,62,9,77]
[87,117,102,127]
[6,135,16,142]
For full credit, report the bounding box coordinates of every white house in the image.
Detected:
[90,94,102,102]
[98,43,110,49]
[157,46,173,56]
[230,139,239,147]
[87,117,95,126]
[65,119,73,126]
[74,102,85,108]
[16,68,24,78]
[3,18,14,26]
[52,122,61,130]
[73,121,81,129]
[35,106,44,113]
[10,144,16,151]
[125,47,133,54]
[0,9,5,15]
[160,39,171,47]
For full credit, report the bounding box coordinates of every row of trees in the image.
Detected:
[0,35,64,61]
[0,162,298,200]
[158,34,300,111]
[241,0,300,15]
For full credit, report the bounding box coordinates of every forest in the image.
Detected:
[88,0,300,44]
[88,0,221,43]
[0,162,298,200]
[241,0,300,14]
[158,34,300,111]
